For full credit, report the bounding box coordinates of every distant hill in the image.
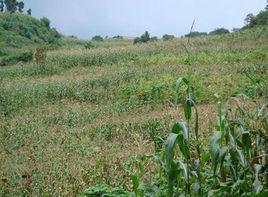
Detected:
[0,12,61,65]
[0,12,61,49]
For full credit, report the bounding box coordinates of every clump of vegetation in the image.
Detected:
[92,35,104,42]
[184,31,207,37]
[133,31,157,44]
[0,50,33,66]
[112,35,123,39]
[162,34,175,41]
[80,184,131,197]
[209,27,230,35]
[1,4,268,197]
[81,77,268,196]
[84,41,95,49]
[244,8,268,28]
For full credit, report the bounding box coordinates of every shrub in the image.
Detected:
[184,31,207,37]
[112,35,123,39]
[40,17,50,29]
[162,34,175,41]
[150,36,158,42]
[92,35,104,42]
[0,51,33,66]
[244,9,268,28]
[133,31,156,44]
[209,28,230,35]
[84,41,94,49]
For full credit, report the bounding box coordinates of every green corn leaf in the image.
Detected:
[253,179,263,194]
[184,99,192,121]
[179,160,188,179]
[210,131,222,159]
[241,129,251,155]
[253,164,263,194]
[236,148,247,168]
[172,123,181,134]
[177,134,190,160]
[179,122,189,139]
[219,146,228,170]
[175,77,183,105]
[131,174,140,196]
[166,133,179,168]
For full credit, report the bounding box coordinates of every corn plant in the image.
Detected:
[157,77,267,196]
[163,77,202,196]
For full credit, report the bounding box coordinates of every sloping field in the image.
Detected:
[0,28,268,196]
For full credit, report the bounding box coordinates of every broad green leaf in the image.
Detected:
[236,148,247,167]
[219,146,228,170]
[179,122,189,139]
[166,133,178,168]
[210,131,222,158]
[241,129,251,154]
[184,99,192,121]
[253,179,263,194]
[175,77,183,105]
[178,160,188,179]
[177,134,190,160]
[231,179,246,194]
[131,174,140,196]
[172,123,181,134]
[253,164,263,194]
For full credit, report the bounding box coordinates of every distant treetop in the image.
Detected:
[244,8,268,28]
[209,28,230,35]
[92,35,104,42]
[162,34,175,41]
[184,31,207,38]
[1,0,30,14]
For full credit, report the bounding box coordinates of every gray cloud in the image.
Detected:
[24,0,266,39]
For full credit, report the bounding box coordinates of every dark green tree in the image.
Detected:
[133,37,141,44]
[0,0,4,12]
[4,0,17,13]
[162,34,175,41]
[92,35,104,42]
[209,28,230,35]
[140,31,150,43]
[17,1,23,13]
[41,17,50,28]
[184,31,207,38]
[27,8,31,15]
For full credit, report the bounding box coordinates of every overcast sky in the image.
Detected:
[24,0,267,39]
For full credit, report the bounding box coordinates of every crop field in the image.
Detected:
[0,27,268,196]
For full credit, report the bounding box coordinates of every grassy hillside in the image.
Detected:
[0,26,267,196]
[0,12,61,66]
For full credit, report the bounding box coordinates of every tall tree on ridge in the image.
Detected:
[0,0,4,12]
[17,1,24,13]
[27,8,31,15]
[4,0,17,13]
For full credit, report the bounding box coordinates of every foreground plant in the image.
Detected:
[81,77,268,197]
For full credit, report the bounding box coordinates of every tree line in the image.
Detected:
[0,0,31,15]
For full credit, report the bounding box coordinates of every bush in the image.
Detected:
[209,28,230,35]
[244,9,268,28]
[0,51,33,66]
[133,31,156,44]
[150,36,158,42]
[40,17,50,29]
[0,12,61,49]
[184,31,207,37]
[162,34,175,41]
[92,35,104,42]
[133,37,142,44]
[112,35,123,39]
[84,41,94,49]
